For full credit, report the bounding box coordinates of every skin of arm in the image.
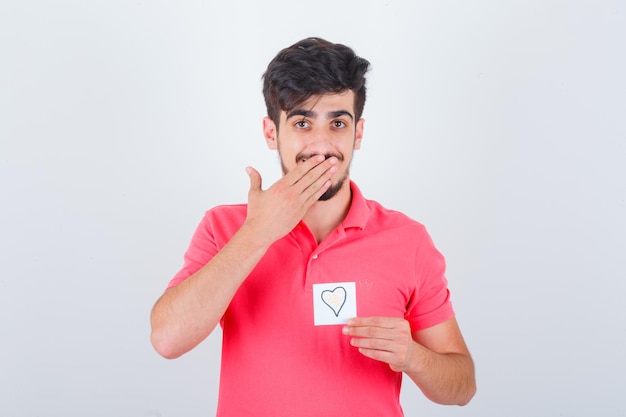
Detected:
[342,317,476,406]
[150,155,338,359]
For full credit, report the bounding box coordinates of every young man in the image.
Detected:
[151,37,476,416]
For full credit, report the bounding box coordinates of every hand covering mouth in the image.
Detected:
[296,153,343,164]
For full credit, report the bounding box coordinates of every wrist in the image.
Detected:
[404,340,429,375]
[234,222,277,254]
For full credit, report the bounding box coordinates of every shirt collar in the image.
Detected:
[341,181,370,230]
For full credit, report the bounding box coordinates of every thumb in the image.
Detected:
[246,166,262,192]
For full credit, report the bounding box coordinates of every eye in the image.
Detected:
[332,120,347,128]
[295,120,310,129]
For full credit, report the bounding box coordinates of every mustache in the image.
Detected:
[295,152,344,163]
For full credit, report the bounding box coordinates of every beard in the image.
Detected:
[318,175,347,201]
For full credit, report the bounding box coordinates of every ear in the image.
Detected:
[263,117,278,150]
[353,118,365,150]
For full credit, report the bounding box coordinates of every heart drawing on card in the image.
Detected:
[321,286,347,317]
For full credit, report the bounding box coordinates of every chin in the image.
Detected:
[318,178,346,201]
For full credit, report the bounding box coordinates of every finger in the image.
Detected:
[246,166,262,192]
[350,336,410,372]
[350,336,395,352]
[343,325,396,340]
[301,175,333,203]
[357,347,403,371]
[346,317,401,329]
[288,155,334,186]
[294,158,338,198]
[272,160,335,207]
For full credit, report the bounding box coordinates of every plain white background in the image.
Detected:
[1,1,625,416]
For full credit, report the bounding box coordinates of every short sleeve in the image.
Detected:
[405,229,455,331]
[165,212,220,290]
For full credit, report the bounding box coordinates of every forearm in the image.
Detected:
[405,342,476,406]
[150,226,269,359]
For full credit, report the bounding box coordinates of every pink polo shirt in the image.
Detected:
[167,182,454,416]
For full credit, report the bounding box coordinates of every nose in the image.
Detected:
[306,127,334,155]
[296,129,341,164]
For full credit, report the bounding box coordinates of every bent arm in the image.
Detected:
[151,156,338,359]
[150,225,269,359]
[406,318,476,405]
[344,317,475,406]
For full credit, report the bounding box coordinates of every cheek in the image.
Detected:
[276,149,301,174]
[278,146,300,163]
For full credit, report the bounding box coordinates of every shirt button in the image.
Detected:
[312,254,318,260]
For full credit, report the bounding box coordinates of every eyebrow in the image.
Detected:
[286,109,354,121]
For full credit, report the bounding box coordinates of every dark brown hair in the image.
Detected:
[262,37,370,128]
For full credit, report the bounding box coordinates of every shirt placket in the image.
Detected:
[302,226,347,291]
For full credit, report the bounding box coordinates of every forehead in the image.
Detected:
[283,91,356,119]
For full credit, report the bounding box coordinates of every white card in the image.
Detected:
[313,282,357,326]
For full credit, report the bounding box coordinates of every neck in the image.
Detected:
[302,182,352,244]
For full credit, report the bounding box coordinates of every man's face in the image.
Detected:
[263,90,364,201]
